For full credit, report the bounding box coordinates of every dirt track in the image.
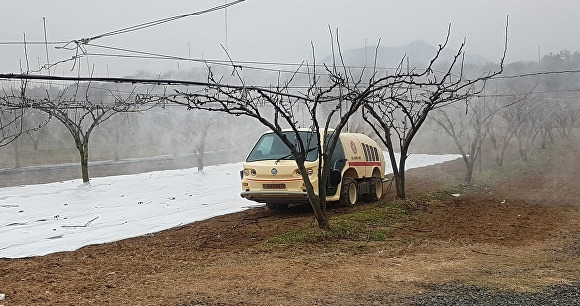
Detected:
[1,141,579,305]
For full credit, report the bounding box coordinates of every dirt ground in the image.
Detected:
[1,140,579,305]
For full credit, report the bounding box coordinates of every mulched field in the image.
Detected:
[1,141,579,305]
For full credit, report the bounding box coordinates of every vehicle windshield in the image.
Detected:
[246,131,319,162]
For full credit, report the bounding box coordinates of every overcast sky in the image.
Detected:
[1,0,579,77]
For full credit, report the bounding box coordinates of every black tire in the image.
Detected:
[339,177,358,207]
[363,176,383,202]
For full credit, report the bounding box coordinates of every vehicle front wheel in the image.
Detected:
[339,177,358,207]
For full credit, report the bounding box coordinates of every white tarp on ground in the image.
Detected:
[0,153,461,259]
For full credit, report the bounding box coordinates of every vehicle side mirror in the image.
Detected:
[329,169,342,187]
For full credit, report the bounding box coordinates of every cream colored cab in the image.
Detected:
[240,130,385,209]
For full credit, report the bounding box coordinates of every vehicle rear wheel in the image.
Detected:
[339,177,357,207]
[364,176,383,202]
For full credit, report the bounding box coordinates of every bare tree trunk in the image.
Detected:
[113,131,120,161]
[77,138,90,183]
[196,128,209,172]
[26,132,41,150]
[313,204,329,230]
[13,137,21,168]
[394,157,407,199]
[300,159,330,230]
[465,161,475,183]
[516,132,528,161]
[196,154,204,172]
[541,128,548,149]
[495,126,519,167]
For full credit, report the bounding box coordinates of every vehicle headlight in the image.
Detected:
[296,168,314,176]
[244,169,250,177]
[251,169,257,176]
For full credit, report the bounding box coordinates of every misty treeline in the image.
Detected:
[432,50,580,183]
[0,69,264,182]
[1,52,578,174]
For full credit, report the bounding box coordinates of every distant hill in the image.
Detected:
[323,40,492,68]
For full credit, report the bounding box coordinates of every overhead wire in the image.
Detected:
[81,41,579,87]
[82,46,311,76]
[3,0,579,91]
[0,41,69,45]
[3,16,580,97]
[4,71,580,99]
[13,0,249,73]
[490,69,580,80]
[85,43,307,68]
[81,42,471,79]
[5,2,580,117]
[46,42,580,91]
[0,35,499,81]
[72,0,248,44]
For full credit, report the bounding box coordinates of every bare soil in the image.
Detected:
[1,141,579,305]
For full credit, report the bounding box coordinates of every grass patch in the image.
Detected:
[266,227,330,244]
[265,200,409,248]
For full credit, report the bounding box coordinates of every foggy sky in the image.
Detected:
[1,0,579,77]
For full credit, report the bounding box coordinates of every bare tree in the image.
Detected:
[15,81,146,182]
[0,107,26,148]
[0,81,47,149]
[487,93,527,166]
[176,111,217,172]
[23,110,50,151]
[1,82,49,171]
[513,99,554,161]
[96,112,140,161]
[433,89,525,183]
[362,29,506,198]
[162,36,417,229]
[166,68,349,229]
[0,106,27,168]
[552,98,580,140]
[433,99,492,184]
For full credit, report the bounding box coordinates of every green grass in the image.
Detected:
[265,201,409,248]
